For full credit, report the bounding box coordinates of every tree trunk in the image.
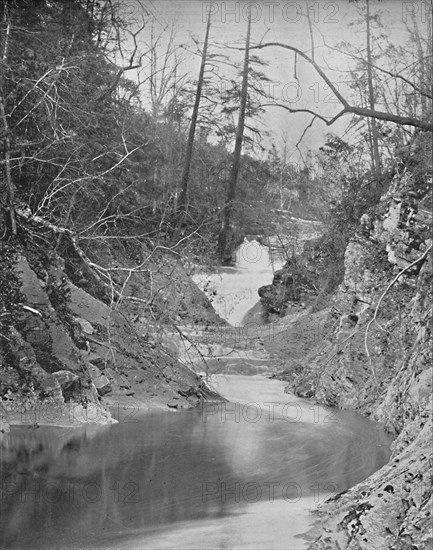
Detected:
[409,8,431,118]
[366,0,381,173]
[218,11,252,263]
[177,11,211,215]
[0,2,16,235]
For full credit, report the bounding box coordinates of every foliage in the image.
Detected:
[1,0,430,279]
[0,241,24,345]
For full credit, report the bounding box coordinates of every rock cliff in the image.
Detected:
[0,229,224,432]
[262,141,432,548]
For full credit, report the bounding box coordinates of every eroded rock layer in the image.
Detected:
[264,159,432,548]
[1,237,224,430]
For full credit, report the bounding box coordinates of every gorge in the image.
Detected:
[1,232,396,550]
[1,2,431,549]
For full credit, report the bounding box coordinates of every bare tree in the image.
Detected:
[406,4,433,120]
[177,10,212,215]
[218,10,252,263]
[145,22,187,119]
[365,0,381,173]
[0,1,16,234]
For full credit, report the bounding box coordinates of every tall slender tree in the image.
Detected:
[365,0,381,173]
[177,11,212,216]
[218,10,252,263]
[0,1,16,234]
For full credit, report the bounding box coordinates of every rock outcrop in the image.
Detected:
[263,152,432,548]
[258,233,345,316]
[304,168,432,548]
[1,237,224,431]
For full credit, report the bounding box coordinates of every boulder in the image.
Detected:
[53,370,80,390]
[295,382,314,398]
[36,370,64,402]
[9,328,64,403]
[167,396,181,409]
[87,364,112,396]
[74,317,94,334]
[0,418,10,434]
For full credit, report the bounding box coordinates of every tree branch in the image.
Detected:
[251,42,432,131]
[364,243,432,384]
[296,115,317,150]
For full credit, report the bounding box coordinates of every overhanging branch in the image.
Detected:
[251,42,432,132]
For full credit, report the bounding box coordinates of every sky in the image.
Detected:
[122,0,430,163]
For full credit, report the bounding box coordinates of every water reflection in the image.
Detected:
[0,376,392,550]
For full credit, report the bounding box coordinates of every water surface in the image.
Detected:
[0,375,392,550]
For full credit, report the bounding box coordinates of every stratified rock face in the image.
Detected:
[0,256,113,425]
[257,231,345,316]
[309,415,433,550]
[300,162,432,548]
[258,257,320,314]
[1,242,224,428]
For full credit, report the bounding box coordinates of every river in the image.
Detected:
[0,239,393,550]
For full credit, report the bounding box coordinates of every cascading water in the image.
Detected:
[192,239,285,326]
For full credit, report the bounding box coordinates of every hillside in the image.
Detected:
[0,222,224,432]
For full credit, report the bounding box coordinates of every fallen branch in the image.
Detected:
[86,334,122,353]
[15,208,212,376]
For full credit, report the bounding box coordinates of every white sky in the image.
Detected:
[126,0,431,162]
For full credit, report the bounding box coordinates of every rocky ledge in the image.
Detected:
[263,165,432,548]
[1,236,224,433]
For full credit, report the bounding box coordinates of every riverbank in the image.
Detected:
[255,171,433,549]
[0,231,227,435]
[254,305,432,548]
